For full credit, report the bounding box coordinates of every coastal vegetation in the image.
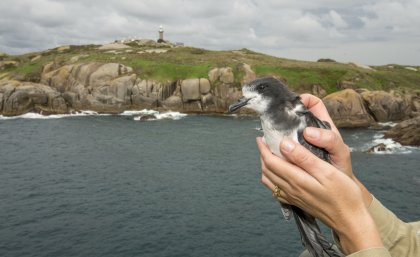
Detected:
[1,42,419,94]
[1,40,419,147]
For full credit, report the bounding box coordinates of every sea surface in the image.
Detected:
[0,112,419,257]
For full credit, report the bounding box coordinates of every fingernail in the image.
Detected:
[305,127,320,139]
[281,139,295,152]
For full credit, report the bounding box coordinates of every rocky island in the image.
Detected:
[1,40,419,145]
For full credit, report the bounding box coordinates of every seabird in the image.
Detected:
[229,77,342,257]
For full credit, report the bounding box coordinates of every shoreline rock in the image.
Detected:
[360,90,411,122]
[384,116,420,146]
[1,61,419,130]
[322,89,375,127]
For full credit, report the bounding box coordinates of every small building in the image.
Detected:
[158,25,164,43]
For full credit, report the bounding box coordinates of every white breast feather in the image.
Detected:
[261,108,307,158]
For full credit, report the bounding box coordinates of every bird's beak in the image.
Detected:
[228,97,250,113]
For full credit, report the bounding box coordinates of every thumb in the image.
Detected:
[304,127,353,176]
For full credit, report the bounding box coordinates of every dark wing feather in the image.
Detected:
[292,206,342,257]
[293,107,343,257]
[297,110,331,163]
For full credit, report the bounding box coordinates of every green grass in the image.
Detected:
[125,58,212,80]
[1,43,419,93]
[254,65,347,93]
[8,59,46,82]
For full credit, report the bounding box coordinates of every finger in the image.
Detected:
[300,94,322,108]
[304,127,348,155]
[256,137,272,158]
[303,127,352,172]
[300,94,329,120]
[280,139,332,182]
[260,157,291,192]
[257,137,301,184]
[261,174,290,204]
[300,94,339,134]
[258,137,320,190]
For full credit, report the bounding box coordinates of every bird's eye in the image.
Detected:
[257,84,267,91]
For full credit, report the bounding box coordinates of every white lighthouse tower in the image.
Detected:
[158,25,164,43]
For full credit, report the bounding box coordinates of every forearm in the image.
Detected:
[333,186,420,257]
[346,247,392,257]
[368,196,420,256]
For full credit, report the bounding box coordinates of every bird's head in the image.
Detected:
[228,77,299,115]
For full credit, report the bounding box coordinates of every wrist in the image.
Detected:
[352,177,373,207]
[335,208,383,254]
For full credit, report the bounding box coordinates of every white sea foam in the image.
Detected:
[377,122,398,127]
[0,110,186,121]
[121,110,187,121]
[373,133,384,139]
[0,111,109,120]
[154,112,187,120]
[365,132,413,154]
[119,109,158,116]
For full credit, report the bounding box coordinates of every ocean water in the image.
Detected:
[0,112,419,257]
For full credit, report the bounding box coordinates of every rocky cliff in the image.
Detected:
[0,62,254,116]
[322,88,419,127]
[2,38,420,141]
[1,60,419,128]
[384,116,420,145]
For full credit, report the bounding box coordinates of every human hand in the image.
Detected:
[300,93,339,135]
[257,137,383,254]
[300,94,351,176]
[300,94,372,206]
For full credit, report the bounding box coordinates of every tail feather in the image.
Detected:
[292,206,343,257]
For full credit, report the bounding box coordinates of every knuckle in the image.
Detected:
[261,177,267,185]
[294,150,315,167]
[287,190,299,203]
[325,130,336,144]
[261,165,269,175]
[321,164,340,182]
[343,144,351,157]
[264,157,276,170]
[322,168,335,181]
[292,172,305,188]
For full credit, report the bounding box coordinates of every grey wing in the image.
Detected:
[298,111,331,163]
[292,206,343,257]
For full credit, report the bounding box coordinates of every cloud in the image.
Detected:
[361,1,420,35]
[327,10,348,28]
[0,0,419,65]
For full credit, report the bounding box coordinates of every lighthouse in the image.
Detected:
[158,25,164,43]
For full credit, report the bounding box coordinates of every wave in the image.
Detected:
[120,109,187,121]
[0,111,110,120]
[0,109,187,121]
[119,109,157,116]
[364,132,413,154]
[377,121,398,128]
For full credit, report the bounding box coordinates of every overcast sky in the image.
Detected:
[1,0,419,65]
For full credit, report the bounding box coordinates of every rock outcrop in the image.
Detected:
[0,80,67,116]
[360,90,411,122]
[0,60,19,70]
[366,143,388,153]
[40,62,135,112]
[98,43,131,50]
[1,62,250,115]
[2,60,419,130]
[384,116,420,146]
[241,63,256,85]
[311,84,327,98]
[323,89,375,127]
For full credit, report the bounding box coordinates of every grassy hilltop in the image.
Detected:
[1,41,419,94]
